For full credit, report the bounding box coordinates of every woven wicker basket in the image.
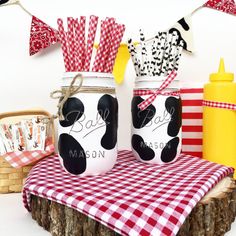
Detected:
[0,110,55,194]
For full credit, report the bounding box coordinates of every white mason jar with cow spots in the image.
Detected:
[58,72,118,176]
[131,75,182,164]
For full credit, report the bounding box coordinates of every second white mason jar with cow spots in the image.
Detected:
[131,74,182,164]
[57,72,118,176]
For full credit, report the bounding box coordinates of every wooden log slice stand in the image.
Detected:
[30,177,236,236]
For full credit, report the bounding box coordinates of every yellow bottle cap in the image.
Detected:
[210,58,234,82]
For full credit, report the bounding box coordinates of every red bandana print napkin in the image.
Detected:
[205,0,236,16]
[30,16,59,56]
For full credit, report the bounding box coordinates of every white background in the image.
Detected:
[0,0,236,235]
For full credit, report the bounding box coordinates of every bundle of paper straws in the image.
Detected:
[57,16,125,73]
[128,30,184,77]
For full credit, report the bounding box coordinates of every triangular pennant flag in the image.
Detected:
[112,44,130,84]
[30,15,59,56]
[168,15,194,53]
[0,0,17,6]
[95,44,130,85]
[204,0,236,15]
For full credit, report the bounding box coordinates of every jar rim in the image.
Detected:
[136,75,179,82]
[63,71,114,79]
[61,72,115,88]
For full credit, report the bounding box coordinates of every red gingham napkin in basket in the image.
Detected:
[23,150,233,236]
[3,138,54,168]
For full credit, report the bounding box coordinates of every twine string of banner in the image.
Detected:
[1,0,33,17]
[16,0,33,17]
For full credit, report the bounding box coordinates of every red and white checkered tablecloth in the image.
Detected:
[22,150,234,236]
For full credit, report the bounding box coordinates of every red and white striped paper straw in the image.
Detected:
[74,16,86,71]
[84,15,99,71]
[80,16,86,70]
[98,17,115,72]
[104,23,125,73]
[57,18,71,72]
[92,20,106,72]
[92,18,114,72]
[58,16,125,74]
[67,17,76,71]
[73,18,80,71]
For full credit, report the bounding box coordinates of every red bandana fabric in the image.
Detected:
[205,0,236,15]
[30,16,59,56]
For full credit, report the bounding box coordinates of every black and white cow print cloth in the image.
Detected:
[0,0,16,6]
[58,93,118,176]
[0,0,9,5]
[131,95,182,164]
[169,15,194,53]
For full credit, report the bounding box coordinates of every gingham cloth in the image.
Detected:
[203,100,236,110]
[23,150,233,236]
[3,138,54,168]
[135,70,179,111]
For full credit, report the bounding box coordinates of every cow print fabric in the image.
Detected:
[169,15,193,53]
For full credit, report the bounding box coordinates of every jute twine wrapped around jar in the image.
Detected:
[50,73,115,121]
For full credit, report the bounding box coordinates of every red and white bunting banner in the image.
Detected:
[169,15,194,53]
[0,0,17,6]
[30,16,59,56]
[204,0,236,16]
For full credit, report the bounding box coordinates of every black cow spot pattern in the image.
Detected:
[97,94,118,150]
[178,18,189,31]
[132,134,155,161]
[165,97,182,137]
[169,17,190,52]
[169,28,187,51]
[0,0,9,5]
[58,133,86,175]
[59,97,84,127]
[160,137,180,163]
[132,96,156,129]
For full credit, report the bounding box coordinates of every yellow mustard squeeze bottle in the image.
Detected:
[203,58,236,177]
